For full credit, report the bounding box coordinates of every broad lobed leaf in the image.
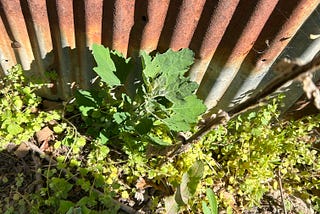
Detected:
[141,48,194,79]
[164,95,206,132]
[92,44,120,86]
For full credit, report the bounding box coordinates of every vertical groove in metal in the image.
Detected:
[128,0,170,55]
[133,0,169,53]
[111,0,135,57]
[20,0,52,95]
[46,0,75,98]
[198,0,280,107]
[0,0,319,111]
[0,8,16,75]
[254,0,319,71]
[0,0,34,70]
[168,0,206,51]
[189,0,240,83]
[211,0,320,111]
[74,0,103,89]
[209,1,319,111]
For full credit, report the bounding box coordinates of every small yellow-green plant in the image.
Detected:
[187,98,320,212]
[0,65,60,148]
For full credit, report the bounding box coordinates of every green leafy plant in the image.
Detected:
[75,44,206,147]
[0,65,60,148]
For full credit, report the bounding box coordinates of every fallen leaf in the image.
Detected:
[36,127,54,143]
[6,142,17,153]
[14,142,30,158]
[39,140,50,152]
[136,177,147,190]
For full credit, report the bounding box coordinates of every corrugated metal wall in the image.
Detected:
[0,0,319,112]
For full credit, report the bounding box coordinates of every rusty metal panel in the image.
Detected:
[0,0,319,111]
[211,0,320,111]
[0,0,34,70]
[197,0,280,108]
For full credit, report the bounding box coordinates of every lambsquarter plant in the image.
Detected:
[75,44,206,147]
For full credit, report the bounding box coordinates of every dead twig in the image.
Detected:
[228,55,320,117]
[31,151,43,192]
[24,141,140,214]
[277,169,287,214]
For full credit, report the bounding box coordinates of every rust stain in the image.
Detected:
[25,0,53,56]
[20,0,54,96]
[84,0,103,46]
[128,0,170,54]
[139,0,170,53]
[55,0,75,48]
[46,0,76,98]
[189,0,240,83]
[112,0,135,57]
[74,0,103,88]
[222,0,279,65]
[197,0,280,108]
[0,16,16,74]
[169,0,206,51]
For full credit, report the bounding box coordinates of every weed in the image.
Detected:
[0,46,319,214]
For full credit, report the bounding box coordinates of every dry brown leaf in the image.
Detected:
[301,73,320,109]
[136,177,148,190]
[14,142,30,158]
[39,140,50,152]
[36,126,54,143]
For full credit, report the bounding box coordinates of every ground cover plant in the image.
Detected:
[0,45,319,214]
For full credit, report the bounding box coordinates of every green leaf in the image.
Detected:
[164,95,206,131]
[141,51,158,79]
[141,48,194,79]
[58,200,74,214]
[110,50,133,84]
[206,188,218,214]
[75,90,101,116]
[13,98,23,110]
[148,134,172,146]
[154,48,194,77]
[135,118,153,134]
[202,201,211,214]
[92,44,120,86]
[113,112,129,124]
[94,174,105,188]
[175,160,204,205]
[49,178,73,199]
[164,76,199,103]
[99,131,109,144]
[186,160,204,195]
[7,123,23,135]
